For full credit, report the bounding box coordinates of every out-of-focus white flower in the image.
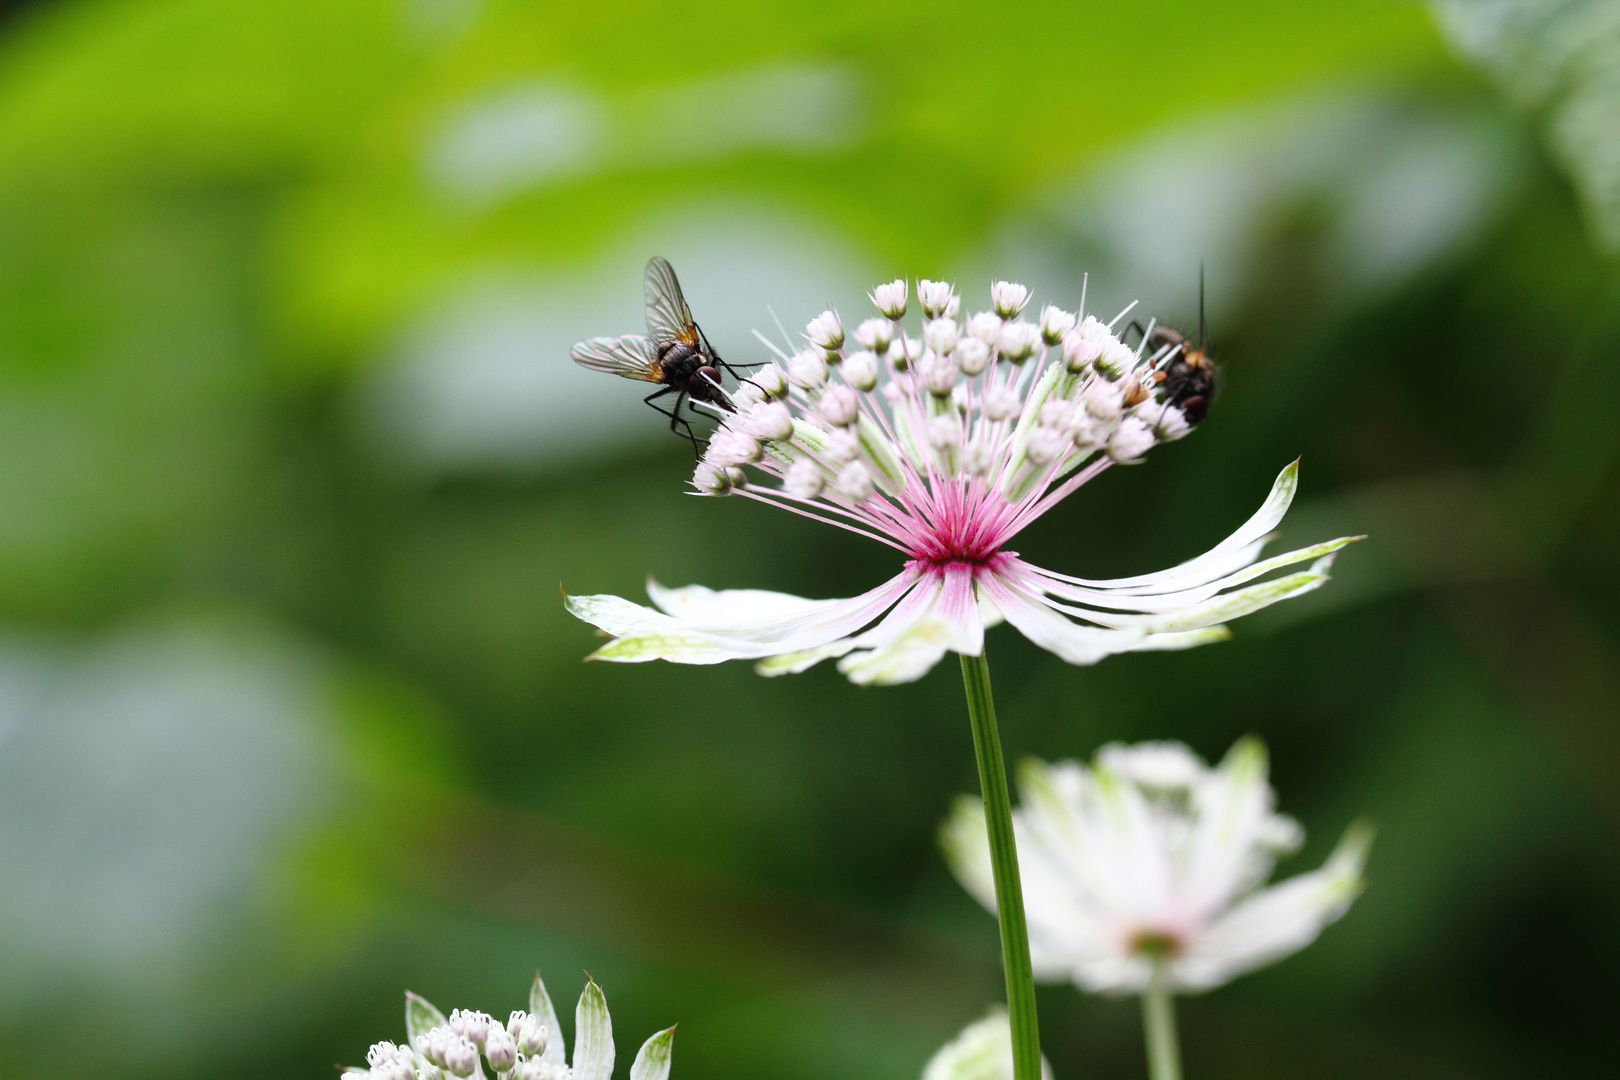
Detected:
[806,308,844,351]
[956,337,991,376]
[942,739,1373,994]
[921,1011,1054,1080]
[346,975,674,1080]
[787,348,828,389]
[997,321,1041,363]
[871,278,908,319]
[741,401,795,442]
[853,317,894,353]
[919,279,957,318]
[842,349,881,390]
[564,277,1357,686]
[925,317,963,356]
[966,311,1002,344]
[991,280,1031,318]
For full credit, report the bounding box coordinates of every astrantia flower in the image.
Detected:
[345,973,673,1080]
[564,278,1359,686]
[941,738,1373,994]
[922,1011,1053,1080]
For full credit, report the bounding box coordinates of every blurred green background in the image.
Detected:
[0,0,1617,1077]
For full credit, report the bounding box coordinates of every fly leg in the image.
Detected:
[643,384,703,457]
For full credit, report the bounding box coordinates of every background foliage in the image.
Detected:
[0,1,1616,1078]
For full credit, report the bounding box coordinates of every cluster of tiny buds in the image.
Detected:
[694,275,1196,500]
[398,1010,555,1080]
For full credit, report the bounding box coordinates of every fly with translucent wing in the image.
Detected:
[570,257,754,452]
[1129,270,1218,425]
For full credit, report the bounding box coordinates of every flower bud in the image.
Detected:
[990,280,1030,318]
[819,384,861,427]
[962,439,993,475]
[1107,416,1156,463]
[823,427,860,463]
[927,413,962,450]
[749,362,789,400]
[998,320,1040,363]
[706,427,761,466]
[508,1012,547,1058]
[918,349,958,397]
[1147,404,1191,441]
[805,308,843,351]
[870,278,907,319]
[945,293,961,319]
[1039,305,1077,345]
[886,335,920,370]
[853,317,893,353]
[1038,399,1074,429]
[918,279,955,318]
[1061,326,1102,372]
[955,337,991,376]
[923,317,961,356]
[1026,426,1070,467]
[743,400,795,441]
[484,1028,517,1072]
[982,385,1020,422]
[833,461,875,501]
[1084,380,1125,420]
[784,458,824,499]
[1097,340,1137,381]
[842,349,880,390]
[787,348,828,389]
[692,461,735,495]
[966,311,1002,343]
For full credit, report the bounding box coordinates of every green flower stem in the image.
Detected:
[1142,958,1183,1080]
[959,649,1041,1080]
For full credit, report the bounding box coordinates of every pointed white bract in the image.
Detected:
[941,738,1374,994]
[565,277,1361,685]
[345,974,674,1080]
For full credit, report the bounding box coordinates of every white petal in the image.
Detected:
[564,571,918,665]
[646,581,832,622]
[836,566,983,685]
[1025,537,1359,613]
[977,574,1147,664]
[572,980,614,1080]
[1176,738,1280,921]
[529,972,567,1068]
[1039,461,1303,593]
[1173,820,1373,991]
[629,1028,676,1080]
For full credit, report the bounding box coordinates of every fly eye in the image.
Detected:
[696,365,720,385]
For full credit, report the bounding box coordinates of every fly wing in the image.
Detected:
[571,334,661,381]
[644,256,699,347]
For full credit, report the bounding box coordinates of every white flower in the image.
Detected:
[565,276,1358,686]
[1039,305,1076,345]
[990,280,1031,318]
[806,308,844,351]
[922,1011,1053,1080]
[871,278,908,319]
[919,279,957,318]
[843,349,881,390]
[347,975,674,1080]
[942,739,1373,994]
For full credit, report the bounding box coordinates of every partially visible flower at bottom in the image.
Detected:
[942,738,1373,994]
[922,1011,1054,1080]
[344,972,674,1080]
